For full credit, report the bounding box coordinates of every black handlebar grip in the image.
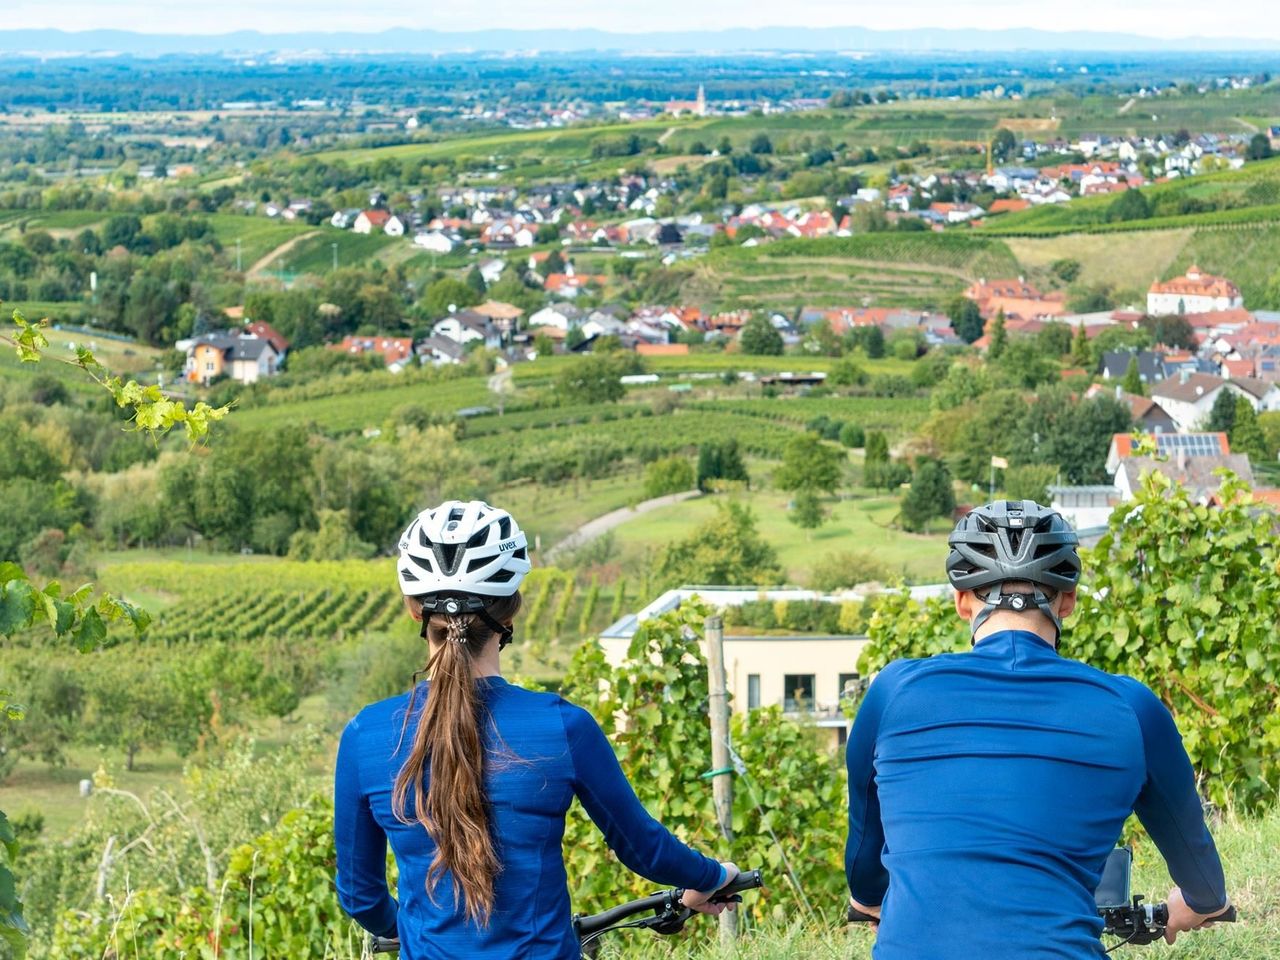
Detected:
[847,905,880,924]
[715,869,764,899]
[1213,905,1238,924]
[370,935,400,954]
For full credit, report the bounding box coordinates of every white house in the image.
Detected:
[528,303,582,331]
[478,259,506,285]
[431,312,501,349]
[1146,372,1274,430]
[354,210,406,236]
[413,231,455,254]
[1147,266,1243,316]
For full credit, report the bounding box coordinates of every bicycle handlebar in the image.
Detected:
[369,869,765,954]
[847,897,1238,947]
[574,868,765,937]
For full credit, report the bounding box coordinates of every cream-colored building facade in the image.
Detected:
[599,585,950,745]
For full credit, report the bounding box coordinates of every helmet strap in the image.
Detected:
[971,583,1062,644]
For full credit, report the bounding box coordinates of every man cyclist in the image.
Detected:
[845,500,1231,958]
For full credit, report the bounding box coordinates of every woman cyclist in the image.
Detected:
[335,500,737,958]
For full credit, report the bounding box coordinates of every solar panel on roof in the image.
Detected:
[1155,434,1222,457]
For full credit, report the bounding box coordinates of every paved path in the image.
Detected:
[657,125,678,145]
[546,489,702,561]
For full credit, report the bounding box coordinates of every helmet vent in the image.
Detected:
[436,542,461,574]
[466,528,489,549]
[486,569,516,583]
[466,556,490,573]
[513,547,527,560]
[401,567,419,582]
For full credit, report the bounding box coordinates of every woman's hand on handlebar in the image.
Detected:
[850,896,881,933]
[1163,887,1232,945]
[681,862,740,915]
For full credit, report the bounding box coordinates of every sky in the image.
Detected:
[5,0,1280,41]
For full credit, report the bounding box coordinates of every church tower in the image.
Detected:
[696,84,707,117]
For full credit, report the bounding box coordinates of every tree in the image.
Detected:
[987,309,1008,359]
[1229,397,1268,461]
[846,325,885,359]
[287,508,375,561]
[1107,188,1151,223]
[864,430,889,466]
[422,277,479,317]
[948,297,985,345]
[1205,388,1238,433]
[1139,313,1196,351]
[464,266,487,297]
[838,422,865,448]
[1070,323,1091,368]
[748,133,773,155]
[1121,355,1144,396]
[1051,258,1082,283]
[696,439,749,491]
[643,457,695,499]
[739,315,783,355]
[773,433,844,495]
[829,357,868,387]
[1247,133,1274,161]
[539,249,566,278]
[655,501,782,588]
[552,354,629,405]
[900,457,955,532]
[1003,463,1058,503]
[788,489,827,535]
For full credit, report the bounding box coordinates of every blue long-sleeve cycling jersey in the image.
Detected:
[846,629,1227,960]
[334,676,724,959]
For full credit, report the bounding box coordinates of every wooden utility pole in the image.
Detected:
[703,615,738,943]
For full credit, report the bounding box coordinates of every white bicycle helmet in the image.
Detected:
[397,500,530,601]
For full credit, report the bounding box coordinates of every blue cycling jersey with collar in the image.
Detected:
[334,677,724,960]
[846,629,1227,960]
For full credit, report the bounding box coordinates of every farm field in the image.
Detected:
[686,234,1020,311]
[608,488,949,584]
[0,320,164,392]
[283,228,404,275]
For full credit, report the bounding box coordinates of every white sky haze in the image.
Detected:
[5,0,1280,41]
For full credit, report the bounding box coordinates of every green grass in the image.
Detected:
[608,488,947,585]
[496,472,650,550]
[284,229,402,274]
[203,213,312,267]
[0,321,164,392]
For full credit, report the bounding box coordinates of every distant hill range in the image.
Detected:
[1,26,1278,56]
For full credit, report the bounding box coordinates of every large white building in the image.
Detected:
[1147,266,1243,316]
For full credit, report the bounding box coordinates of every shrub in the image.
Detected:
[643,456,695,499]
[839,422,865,448]
[809,551,894,591]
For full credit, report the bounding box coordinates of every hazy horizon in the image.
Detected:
[4,0,1280,43]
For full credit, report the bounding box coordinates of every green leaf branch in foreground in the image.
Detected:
[3,310,229,444]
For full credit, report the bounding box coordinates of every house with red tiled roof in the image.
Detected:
[1147,266,1243,317]
[331,335,415,367]
[1085,383,1177,433]
[988,198,1030,214]
[353,209,405,236]
[244,320,290,358]
[543,273,606,298]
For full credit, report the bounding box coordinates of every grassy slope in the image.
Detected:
[608,488,948,585]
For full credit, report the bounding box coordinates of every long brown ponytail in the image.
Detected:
[392,592,521,926]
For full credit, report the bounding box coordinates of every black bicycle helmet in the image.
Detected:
[946,500,1081,639]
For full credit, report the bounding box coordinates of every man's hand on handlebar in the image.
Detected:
[1163,887,1233,945]
[680,861,739,915]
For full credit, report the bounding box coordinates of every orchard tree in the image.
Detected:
[422,277,479,317]
[739,314,783,355]
[552,354,632,405]
[900,457,955,532]
[774,432,844,495]
[655,502,782,588]
[643,456,695,499]
[948,296,985,344]
[788,489,828,536]
[987,309,1008,359]
[1070,323,1091,368]
[1229,397,1268,461]
[696,439,750,491]
[1205,388,1238,433]
[1121,355,1144,396]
